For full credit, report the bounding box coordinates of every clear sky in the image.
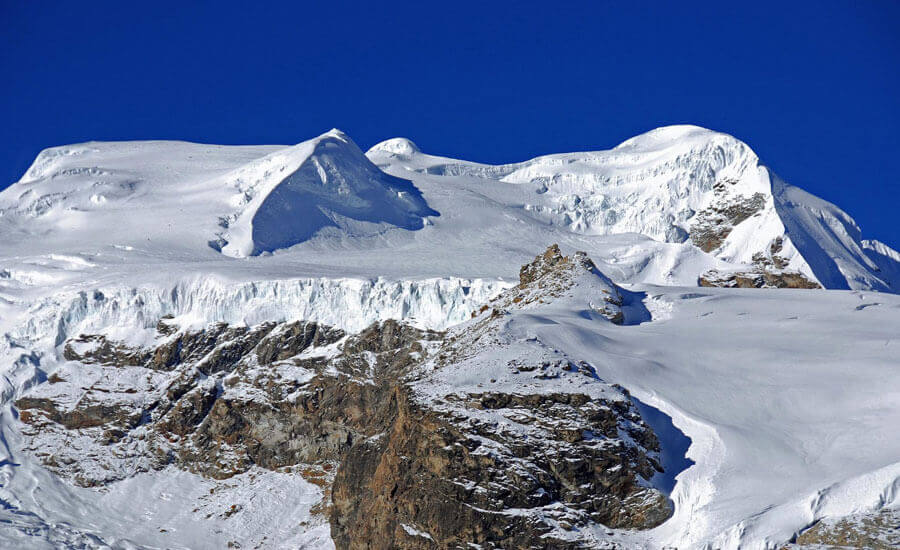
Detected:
[2,1,898,247]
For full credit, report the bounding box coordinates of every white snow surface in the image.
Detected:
[0,125,898,548]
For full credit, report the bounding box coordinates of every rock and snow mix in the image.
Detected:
[0,125,898,549]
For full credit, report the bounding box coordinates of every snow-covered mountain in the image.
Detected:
[4,125,896,292]
[0,126,898,549]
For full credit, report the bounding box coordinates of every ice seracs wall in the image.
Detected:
[0,273,509,408]
[7,275,508,354]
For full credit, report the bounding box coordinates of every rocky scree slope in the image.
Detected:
[15,247,669,549]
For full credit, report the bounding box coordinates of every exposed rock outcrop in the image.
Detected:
[699,268,821,289]
[332,386,668,549]
[496,243,624,324]
[17,319,436,485]
[785,508,900,550]
[689,179,767,253]
[698,237,821,289]
[331,246,670,548]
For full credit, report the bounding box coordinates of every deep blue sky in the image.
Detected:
[2,1,898,246]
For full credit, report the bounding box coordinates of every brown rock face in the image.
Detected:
[330,247,671,548]
[786,508,900,549]
[698,235,822,290]
[331,387,670,549]
[686,186,824,291]
[17,319,443,482]
[168,321,430,479]
[506,245,625,325]
[519,243,568,286]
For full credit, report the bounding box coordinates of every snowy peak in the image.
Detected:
[216,130,438,257]
[611,124,746,152]
[367,125,899,293]
[0,130,439,260]
[366,137,420,157]
[369,124,768,246]
[0,140,280,257]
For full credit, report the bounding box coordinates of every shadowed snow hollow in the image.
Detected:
[216,130,438,257]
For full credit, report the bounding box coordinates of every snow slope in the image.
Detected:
[0,125,898,549]
[523,281,900,549]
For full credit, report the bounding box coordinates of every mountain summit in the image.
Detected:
[367,124,899,292]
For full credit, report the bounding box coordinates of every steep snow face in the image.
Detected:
[771,176,893,291]
[862,239,900,290]
[216,130,437,257]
